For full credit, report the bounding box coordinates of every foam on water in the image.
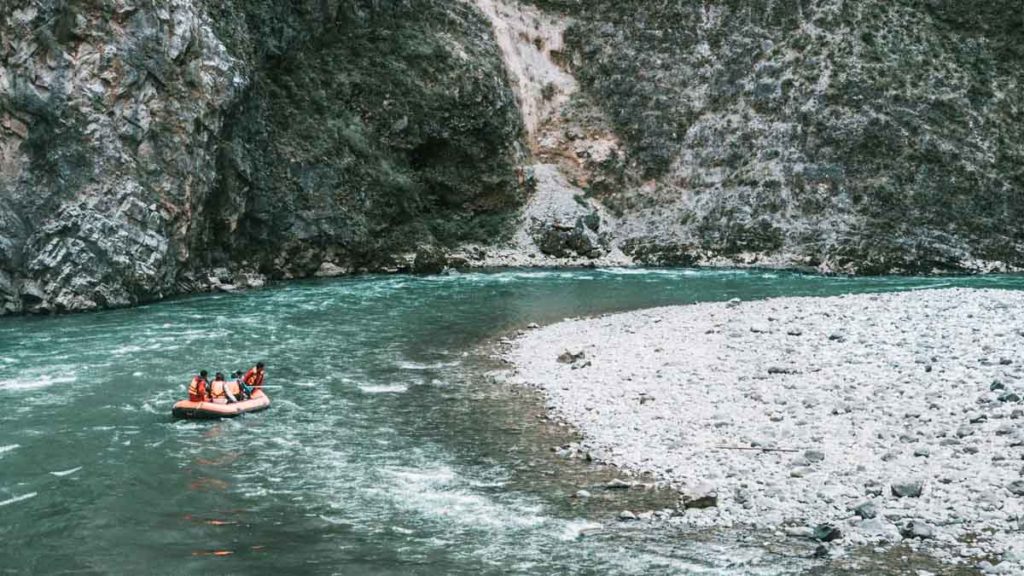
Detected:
[111,344,144,355]
[0,374,76,392]
[395,360,461,370]
[2,269,1022,574]
[359,384,409,394]
[0,492,37,507]
[558,519,603,541]
[378,465,545,532]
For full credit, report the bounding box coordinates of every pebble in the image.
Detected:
[892,481,924,498]
[854,501,878,520]
[680,483,718,509]
[901,521,935,540]
[507,288,1024,570]
[1008,481,1024,496]
[804,450,825,463]
[557,349,586,364]
[790,467,812,478]
[605,478,632,490]
[813,523,843,542]
[784,526,814,538]
[864,481,885,497]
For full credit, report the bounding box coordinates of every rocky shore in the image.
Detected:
[505,288,1024,573]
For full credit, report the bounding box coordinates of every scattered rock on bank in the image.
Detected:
[557,349,586,364]
[901,521,935,540]
[680,483,718,509]
[891,481,924,498]
[853,501,877,520]
[315,262,350,278]
[506,288,1024,571]
[812,523,842,543]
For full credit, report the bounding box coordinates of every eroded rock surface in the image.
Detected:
[0,0,523,313]
[3,1,1024,314]
[530,0,1024,273]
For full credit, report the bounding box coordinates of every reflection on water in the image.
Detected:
[1,268,1021,575]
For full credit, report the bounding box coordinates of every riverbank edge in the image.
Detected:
[498,288,1024,574]
[9,246,1024,318]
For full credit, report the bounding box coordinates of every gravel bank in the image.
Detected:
[506,288,1024,572]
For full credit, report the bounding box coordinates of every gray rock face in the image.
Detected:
[534,0,1024,274]
[533,217,605,259]
[4,0,1024,315]
[411,246,449,275]
[1,0,241,313]
[0,0,523,314]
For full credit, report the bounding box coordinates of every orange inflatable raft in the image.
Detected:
[172,389,271,419]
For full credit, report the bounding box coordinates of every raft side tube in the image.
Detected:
[171,390,271,420]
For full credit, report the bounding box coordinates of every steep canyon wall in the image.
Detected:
[0,0,1021,314]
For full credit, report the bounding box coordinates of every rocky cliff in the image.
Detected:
[1,0,1021,314]
[526,0,1024,273]
[0,0,522,313]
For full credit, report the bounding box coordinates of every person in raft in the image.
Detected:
[225,373,245,403]
[242,362,266,392]
[209,372,241,404]
[187,370,210,402]
[232,370,252,400]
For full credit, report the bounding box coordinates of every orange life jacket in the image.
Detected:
[188,377,208,401]
[210,379,226,399]
[243,367,264,388]
[226,380,242,397]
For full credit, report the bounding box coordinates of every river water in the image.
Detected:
[2,268,1021,575]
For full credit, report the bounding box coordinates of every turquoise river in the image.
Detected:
[2,268,1022,575]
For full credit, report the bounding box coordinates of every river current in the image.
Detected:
[2,268,1021,575]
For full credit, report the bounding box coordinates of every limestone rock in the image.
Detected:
[412,246,449,275]
[315,262,349,278]
[853,501,878,520]
[680,483,717,509]
[900,521,935,540]
[812,523,843,542]
[558,349,586,364]
[891,481,924,498]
